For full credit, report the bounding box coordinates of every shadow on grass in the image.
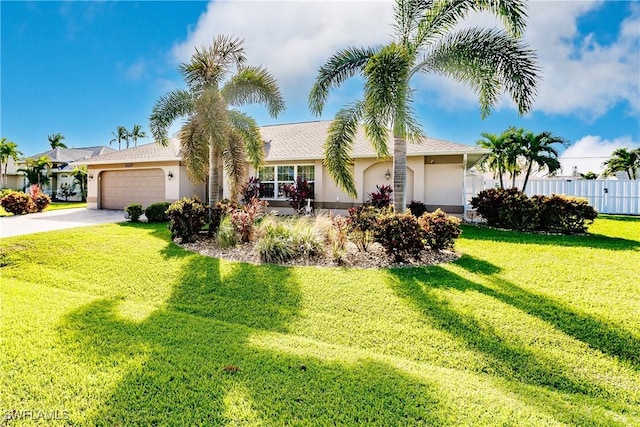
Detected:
[390,255,640,374]
[58,242,448,425]
[460,224,639,251]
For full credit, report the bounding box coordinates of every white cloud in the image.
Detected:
[559,135,640,175]
[170,0,639,122]
[171,0,393,98]
[124,60,146,81]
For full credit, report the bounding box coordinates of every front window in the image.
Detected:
[258,165,315,200]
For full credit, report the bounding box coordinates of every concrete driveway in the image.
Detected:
[0,208,126,238]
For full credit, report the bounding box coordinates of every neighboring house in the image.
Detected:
[2,157,24,190]
[81,121,488,214]
[23,146,116,200]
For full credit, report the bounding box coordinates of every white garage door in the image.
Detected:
[101,169,165,210]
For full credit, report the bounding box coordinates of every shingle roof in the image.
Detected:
[28,146,116,163]
[81,121,487,165]
[260,120,487,161]
[75,139,182,164]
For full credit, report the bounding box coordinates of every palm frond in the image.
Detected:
[178,118,209,183]
[309,46,379,116]
[149,89,194,146]
[222,131,247,198]
[227,109,263,170]
[222,66,285,117]
[393,0,432,46]
[324,102,364,198]
[415,27,540,117]
[414,0,528,49]
[180,35,246,91]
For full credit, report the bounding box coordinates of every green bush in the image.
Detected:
[419,209,462,251]
[533,194,598,234]
[290,218,324,260]
[0,191,34,215]
[407,200,428,217]
[124,204,143,222]
[166,197,208,243]
[144,202,171,222]
[346,205,384,252]
[374,211,425,263]
[471,188,539,231]
[257,222,294,264]
[216,216,238,249]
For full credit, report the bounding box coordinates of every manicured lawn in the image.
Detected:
[1,216,639,425]
[0,201,87,216]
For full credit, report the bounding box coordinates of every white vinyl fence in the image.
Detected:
[478,178,640,215]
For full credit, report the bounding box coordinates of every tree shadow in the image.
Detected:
[460,224,639,251]
[58,249,447,425]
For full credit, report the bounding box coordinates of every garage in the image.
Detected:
[100,169,166,209]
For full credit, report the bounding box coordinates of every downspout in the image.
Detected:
[463,153,468,220]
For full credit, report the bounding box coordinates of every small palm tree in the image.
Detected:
[309,0,539,212]
[48,133,67,149]
[18,156,52,188]
[508,128,566,191]
[72,165,88,201]
[150,35,285,205]
[476,130,512,189]
[129,125,147,148]
[603,148,639,180]
[0,137,23,189]
[109,126,129,150]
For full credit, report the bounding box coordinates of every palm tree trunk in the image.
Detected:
[393,136,407,213]
[208,143,219,206]
[522,162,533,193]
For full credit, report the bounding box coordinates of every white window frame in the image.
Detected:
[258,164,315,200]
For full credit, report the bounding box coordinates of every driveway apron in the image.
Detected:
[0,208,125,238]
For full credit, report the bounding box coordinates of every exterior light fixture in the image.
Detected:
[88,174,94,180]
[167,171,174,180]
[385,169,391,180]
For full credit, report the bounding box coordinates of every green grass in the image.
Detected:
[1,216,639,425]
[0,201,87,216]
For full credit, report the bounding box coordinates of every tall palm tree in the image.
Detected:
[129,124,147,148]
[0,137,23,189]
[603,148,639,180]
[309,0,539,212]
[109,126,129,150]
[150,35,285,205]
[48,133,67,149]
[508,128,566,191]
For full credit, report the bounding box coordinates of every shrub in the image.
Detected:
[257,222,294,263]
[374,211,425,263]
[58,182,78,201]
[281,177,314,213]
[208,203,227,236]
[124,204,143,222]
[407,200,428,217]
[533,194,598,234]
[290,218,324,260]
[471,188,539,231]
[166,196,208,243]
[229,198,267,243]
[346,205,384,252]
[145,202,171,222]
[240,177,261,205]
[367,184,393,209]
[0,191,34,215]
[216,216,238,248]
[327,214,348,263]
[419,209,462,251]
[30,185,50,212]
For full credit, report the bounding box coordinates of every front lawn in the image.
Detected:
[1,216,639,425]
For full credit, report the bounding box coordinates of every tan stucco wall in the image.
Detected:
[86,161,204,209]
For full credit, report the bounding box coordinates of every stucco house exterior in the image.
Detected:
[23,146,115,200]
[81,121,488,214]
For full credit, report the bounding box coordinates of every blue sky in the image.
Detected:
[2,0,639,175]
